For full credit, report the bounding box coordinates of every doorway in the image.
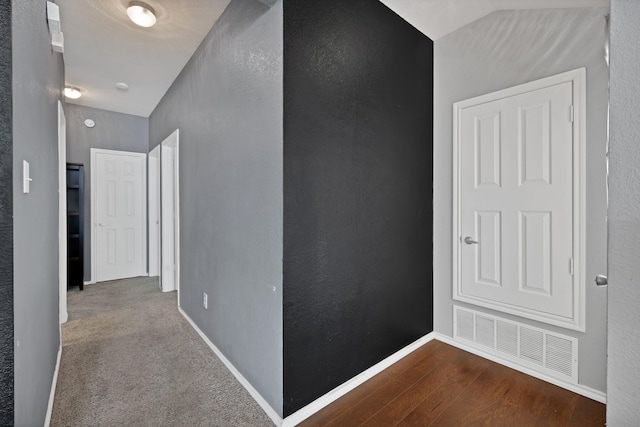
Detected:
[452,69,586,331]
[160,129,180,297]
[148,145,161,280]
[58,101,67,324]
[90,148,147,283]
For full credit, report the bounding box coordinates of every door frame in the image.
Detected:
[57,101,67,324]
[90,148,147,283]
[148,145,161,279]
[160,129,180,301]
[452,68,587,331]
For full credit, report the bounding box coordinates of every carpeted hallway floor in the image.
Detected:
[51,277,273,427]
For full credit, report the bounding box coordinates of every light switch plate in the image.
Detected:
[23,160,32,193]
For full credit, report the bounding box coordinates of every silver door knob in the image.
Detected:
[595,274,608,286]
[464,236,478,245]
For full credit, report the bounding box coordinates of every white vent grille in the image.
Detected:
[496,320,517,356]
[520,327,544,366]
[453,306,578,383]
[476,315,495,348]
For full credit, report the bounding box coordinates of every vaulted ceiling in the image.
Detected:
[57,0,609,117]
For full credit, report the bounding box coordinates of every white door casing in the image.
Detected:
[91,149,147,283]
[148,145,161,279]
[160,129,180,298]
[58,101,67,324]
[453,69,586,331]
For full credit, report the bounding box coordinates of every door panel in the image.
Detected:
[458,80,574,321]
[476,210,502,288]
[94,150,146,282]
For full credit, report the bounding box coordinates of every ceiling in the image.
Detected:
[57,0,231,117]
[380,0,609,40]
[57,0,609,118]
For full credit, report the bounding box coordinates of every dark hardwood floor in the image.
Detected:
[299,340,605,427]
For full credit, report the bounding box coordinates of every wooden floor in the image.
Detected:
[300,340,605,427]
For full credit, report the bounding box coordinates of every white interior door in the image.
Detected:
[91,149,147,283]
[148,146,161,279]
[58,101,67,324]
[454,69,585,331]
[161,130,180,295]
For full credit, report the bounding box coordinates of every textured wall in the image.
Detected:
[12,0,65,424]
[608,0,640,423]
[149,0,283,415]
[283,0,433,416]
[433,8,609,392]
[65,104,149,281]
[0,1,12,424]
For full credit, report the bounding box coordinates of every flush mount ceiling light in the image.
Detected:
[126,1,157,28]
[64,86,82,99]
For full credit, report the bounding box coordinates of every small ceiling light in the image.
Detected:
[64,86,82,99]
[115,82,129,92]
[126,1,156,28]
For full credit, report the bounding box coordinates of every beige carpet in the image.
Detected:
[51,277,273,427]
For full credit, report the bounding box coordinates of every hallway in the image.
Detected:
[51,278,272,426]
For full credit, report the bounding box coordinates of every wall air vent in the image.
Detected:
[453,306,578,383]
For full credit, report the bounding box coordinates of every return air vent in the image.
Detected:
[454,306,578,383]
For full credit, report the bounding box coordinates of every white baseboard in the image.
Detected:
[434,333,607,404]
[178,307,283,426]
[83,280,96,286]
[282,332,436,427]
[44,345,62,427]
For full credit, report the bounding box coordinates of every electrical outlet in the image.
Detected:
[203,292,208,309]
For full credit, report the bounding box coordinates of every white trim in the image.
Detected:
[282,332,436,427]
[181,303,437,427]
[160,130,180,300]
[44,345,62,427]
[57,101,67,325]
[452,68,587,332]
[83,280,96,286]
[178,307,282,426]
[148,145,161,279]
[434,333,606,404]
[90,148,148,283]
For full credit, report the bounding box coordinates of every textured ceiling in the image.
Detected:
[380,0,609,40]
[57,0,231,117]
[56,0,609,117]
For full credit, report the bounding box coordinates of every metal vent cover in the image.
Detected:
[454,306,578,383]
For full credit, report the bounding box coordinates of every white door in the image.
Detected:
[454,69,585,331]
[58,101,67,324]
[91,149,147,282]
[148,146,161,279]
[161,130,180,294]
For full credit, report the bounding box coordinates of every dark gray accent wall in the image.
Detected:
[0,1,12,424]
[65,103,149,281]
[283,0,433,416]
[433,8,609,393]
[149,0,283,415]
[608,0,640,423]
[12,0,65,424]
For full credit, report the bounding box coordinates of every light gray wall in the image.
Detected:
[65,103,149,281]
[434,8,609,392]
[12,0,65,424]
[149,0,283,415]
[608,0,640,423]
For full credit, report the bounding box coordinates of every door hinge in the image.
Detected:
[570,105,574,123]
[569,258,574,276]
